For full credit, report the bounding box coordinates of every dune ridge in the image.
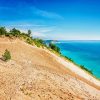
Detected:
[0,37,100,100]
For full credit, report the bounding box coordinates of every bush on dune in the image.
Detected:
[33,38,46,47]
[0,27,7,36]
[64,56,73,62]
[49,43,60,53]
[26,38,33,44]
[9,28,21,37]
[2,49,11,61]
[80,65,93,75]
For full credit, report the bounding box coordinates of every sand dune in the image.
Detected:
[0,37,100,100]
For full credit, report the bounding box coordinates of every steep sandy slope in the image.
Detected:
[0,37,100,100]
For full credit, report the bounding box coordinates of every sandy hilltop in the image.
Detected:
[0,37,100,100]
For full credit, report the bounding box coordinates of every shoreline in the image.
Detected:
[44,49,100,88]
[55,41,100,79]
[63,56,100,81]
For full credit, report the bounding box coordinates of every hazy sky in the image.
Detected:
[0,0,100,40]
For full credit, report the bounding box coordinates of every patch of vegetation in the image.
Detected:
[62,55,94,76]
[0,27,60,52]
[26,38,33,44]
[49,42,60,53]
[0,27,46,48]
[80,65,93,75]
[33,38,46,47]
[0,27,7,36]
[64,56,74,62]
[2,49,11,61]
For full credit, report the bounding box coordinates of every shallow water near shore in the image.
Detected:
[56,40,100,79]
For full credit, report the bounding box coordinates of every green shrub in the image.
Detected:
[64,56,73,62]
[9,28,21,37]
[0,27,7,35]
[2,49,11,61]
[26,38,33,44]
[33,38,45,47]
[80,65,93,75]
[49,43,60,53]
[27,30,32,37]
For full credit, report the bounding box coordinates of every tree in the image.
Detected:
[2,49,11,61]
[49,43,60,53]
[0,27,7,35]
[27,30,31,37]
[10,28,21,37]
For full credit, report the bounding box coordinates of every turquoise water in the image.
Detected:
[56,41,100,79]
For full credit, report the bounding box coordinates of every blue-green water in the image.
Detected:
[56,41,100,79]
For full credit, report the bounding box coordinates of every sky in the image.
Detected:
[0,0,100,40]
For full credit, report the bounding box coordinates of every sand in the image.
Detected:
[47,49,100,86]
[0,37,100,100]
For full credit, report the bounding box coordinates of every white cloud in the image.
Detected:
[32,32,46,38]
[31,6,64,19]
[0,6,63,20]
[6,24,46,27]
[39,29,52,33]
[4,22,55,39]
